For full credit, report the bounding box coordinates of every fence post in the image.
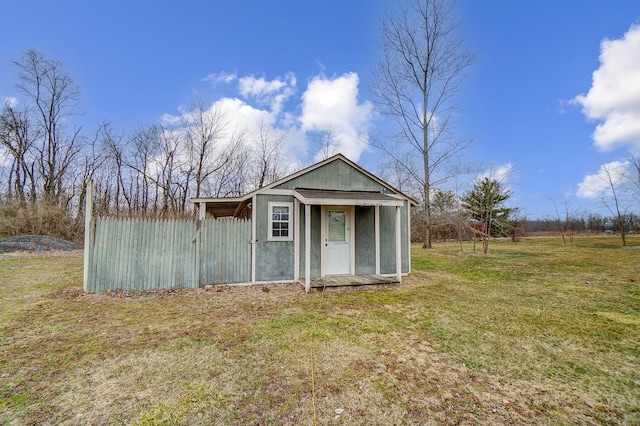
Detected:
[83,180,93,292]
[194,220,201,288]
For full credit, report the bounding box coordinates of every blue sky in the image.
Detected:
[2,0,640,218]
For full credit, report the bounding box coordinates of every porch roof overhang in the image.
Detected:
[193,196,252,218]
[293,189,405,207]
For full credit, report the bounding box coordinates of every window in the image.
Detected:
[268,202,293,241]
[328,210,346,241]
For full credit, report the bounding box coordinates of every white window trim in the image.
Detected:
[268,202,294,241]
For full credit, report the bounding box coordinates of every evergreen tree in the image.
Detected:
[462,177,511,254]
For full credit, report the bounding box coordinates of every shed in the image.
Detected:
[193,154,417,291]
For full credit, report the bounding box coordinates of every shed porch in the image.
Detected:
[300,274,400,290]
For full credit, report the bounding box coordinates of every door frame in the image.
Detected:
[320,205,355,277]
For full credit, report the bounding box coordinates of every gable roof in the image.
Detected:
[192,153,418,206]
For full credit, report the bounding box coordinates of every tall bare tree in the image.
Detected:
[250,119,289,189]
[206,127,248,197]
[0,101,38,204]
[377,153,421,200]
[13,50,82,204]
[127,124,162,215]
[181,100,229,200]
[372,0,474,248]
[97,122,130,213]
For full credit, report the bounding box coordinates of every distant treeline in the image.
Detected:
[415,211,640,243]
[521,214,640,235]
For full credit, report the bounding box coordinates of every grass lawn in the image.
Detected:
[1,236,639,425]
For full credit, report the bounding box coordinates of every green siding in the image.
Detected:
[401,201,410,273]
[379,203,410,274]
[255,194,294,281]
[379,206,396,274]
[298,201,410,278]
[355,206,375,274]
[275,159,387,192]
[298,205,322,279]
[260,157,412,280]
[299,205,305,279]
[311,206,321,277]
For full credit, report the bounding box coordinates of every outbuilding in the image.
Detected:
[193,154,417,291]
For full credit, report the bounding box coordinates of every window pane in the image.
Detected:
[270,204,291,240]
[328,211,346,241]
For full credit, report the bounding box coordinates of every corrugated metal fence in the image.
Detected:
[85,216,251,292]
[199,217,252,286]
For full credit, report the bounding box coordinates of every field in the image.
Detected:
[1,236,639,425]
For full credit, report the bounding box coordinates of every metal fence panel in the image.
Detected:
[200,217,252,285]
[87,216,251,292]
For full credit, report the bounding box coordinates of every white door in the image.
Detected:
[325,209,350,275]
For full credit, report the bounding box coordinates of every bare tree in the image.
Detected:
[376,153,421,200]
[307,122,340,162]
[72,126,108,221]
[372,0,474,248]
[97,122,131,213]
[550,199,569,245]
[431,189,466,249]
[598,162,629,246]
[126,124,162,215]
[631,152,640,208]
[13,50,82,204]
[250,119,289,190]
[206,127,248,197]
[180,100,230,201]
[0,101,38,204]
[153,126,183,216]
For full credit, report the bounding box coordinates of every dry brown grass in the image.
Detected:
[1,236,639,424]
[0,201,84,244]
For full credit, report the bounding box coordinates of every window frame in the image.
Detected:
[268,202,294,242]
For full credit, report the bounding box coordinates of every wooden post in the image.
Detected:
[395,205,402,283]
[375,204,380,275]
[83,180,93,292]
[251,195,257,284]
[407,202,412,274]
[294,199,300,282]
[305,203,311,292]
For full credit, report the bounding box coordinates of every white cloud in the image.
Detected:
[163,70,373,167]
[300,72,374,162]
[160,112,182,126]
[238,73,296,115]
[3,97,18,108]
[573,24,640,151]
[480,163,513,184]
[202,70,237,86]
[216,97,274,134]
[161,97,277,141]
[576,160,629,199]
